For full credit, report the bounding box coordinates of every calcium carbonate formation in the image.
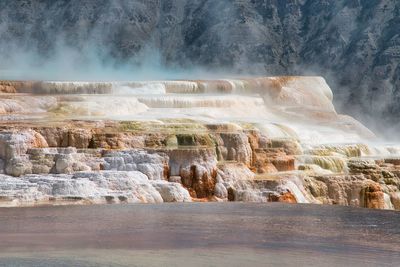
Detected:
[0,76,399,209]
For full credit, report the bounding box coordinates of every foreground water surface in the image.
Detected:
[0,203,399,266]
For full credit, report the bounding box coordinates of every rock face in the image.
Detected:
[0,81,37,93]
[166,148,217,198]
[0,125,399,208]
[304,175,380,207]
[151,181,192,202]
[217,133,253,166]
[0,171,190,206]
[0,1,399,133]
[102,150,168,180]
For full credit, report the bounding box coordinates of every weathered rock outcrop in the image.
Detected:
[303,173,396,210]
[216,132,253,166]
[0,171,194,206]
[165,148,217,198]
[0,81,38,93]
[102,150,168,180]
[0,123,399,209]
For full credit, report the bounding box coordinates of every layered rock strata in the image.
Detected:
[0,76,398,209]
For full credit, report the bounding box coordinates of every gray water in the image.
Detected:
[0,203,399,266]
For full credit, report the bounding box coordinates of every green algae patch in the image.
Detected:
[48,103,86,117]
[308,144,370,158]
[117,120,207,135]
[159,118,198,124]
[118,121,147,132]
[176,133,215,147]
[270,138,303,155]
[164,123,207,133]
[165,135,178,147]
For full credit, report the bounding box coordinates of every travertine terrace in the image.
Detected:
[0,77,399,209]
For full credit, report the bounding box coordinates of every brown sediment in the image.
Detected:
[0,80,39,93]
[31,81,113,94]
[363,183,386,209]
[195,80,234,93]
[240,76,294,97]
[268,191,298,203]
[0,80,114,94]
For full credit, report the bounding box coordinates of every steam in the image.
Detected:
[0,1,222,82]
[0,38,208,81]
[290,63,400,141]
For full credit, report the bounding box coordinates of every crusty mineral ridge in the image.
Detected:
[0,76,399,209]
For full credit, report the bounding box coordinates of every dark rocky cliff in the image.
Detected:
[0,0,399,135]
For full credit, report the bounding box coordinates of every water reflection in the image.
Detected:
[0,203,399,266]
